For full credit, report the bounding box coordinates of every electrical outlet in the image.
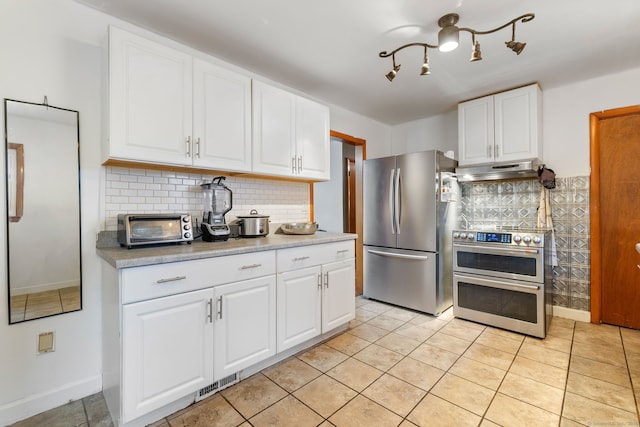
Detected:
[37,331,55,354]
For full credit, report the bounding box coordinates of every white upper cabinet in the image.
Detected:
[458,84,542,166]
[106,26,252,172]
[252,80,330,180]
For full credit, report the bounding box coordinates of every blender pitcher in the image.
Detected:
[201,176,232,241]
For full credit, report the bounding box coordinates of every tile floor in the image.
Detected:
[12,296,640,427]
[10,285,81,322]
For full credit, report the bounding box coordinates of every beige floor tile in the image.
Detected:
[448,317,486,331]
[571,340,626,368]
[220,373,287,419]
[431,373,495,416]
[626,351,640,375]
[59,285,81,312]
[448,356,507,390]
[407,393,481,427]
[297,344,349,372]
[399,421,419,427]
[562,391,639,426]
[167,394,244,427]
[249,395,323,427]
[362,374,426,417]
[438,308,455,321]
[551,317,576,329]
[394,323,437,341]
[426,331,473,355]
[358,300,393,314]
[387,357,445,391]
[479,420,501,427]
[384,307,418,322]
[262,357,321,392]
[439,322,483,342]
[509,355,567,389]
[524,334,572,353]
[559,417,587,427]
[353,343,403,371]
[409,316,448,331]
[355,307,378,322]
[325,332,371,356]
[375,332,421,355]
[10,294,26,322]
[366,314,406,331]
[475,330,523,354]
[486,393,560,426]
[517,342,570,369]
[409,342,460,371]
[566,371,636,413]
[293,374,357,418]
[463,342,515,371]
[621,327,640,349]
[499,372,564,415]
[547,323,575,341]
[9,399,86,427]
[483,326,526,342]
[328,395,402,427]
[148,419,170,427]
[24,289,63,320]
[326,357,383,392]
[574,322,621,348]
[348,323,390,342]
[570,354,632,388]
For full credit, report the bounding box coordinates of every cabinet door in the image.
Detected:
[458,96,494,166]
[277,266,322,352]
[109,27,193,165]
[252,81,296,177]
[494,84,541,162]
[295,97,330,180]
[193,59,252,171]
[122,288,213,423]
[213,275,276,381]
[322,259,356,332]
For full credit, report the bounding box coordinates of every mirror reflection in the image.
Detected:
[5,99,82,323]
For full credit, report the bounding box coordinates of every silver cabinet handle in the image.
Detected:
[195,137,201,158]
[293,256,310,261]
[337,250,349,254]
[292,156,297,174]
[185,136,191,157]
[240,263,262,270]
[324,272,329,288]
[155,275,187,284]
[217,296,223,319]
[495,144,499,158]
[207,298,213,323]
[317,273,322,289]
[298,156,302,173]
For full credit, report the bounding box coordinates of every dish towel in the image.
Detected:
[537,187,558,266]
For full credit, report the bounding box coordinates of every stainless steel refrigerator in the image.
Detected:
[363,150,458,315]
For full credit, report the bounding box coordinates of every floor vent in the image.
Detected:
[196,373,239,402]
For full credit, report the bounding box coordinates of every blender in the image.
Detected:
[201,176,232,242]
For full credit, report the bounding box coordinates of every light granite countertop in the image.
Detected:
[97,231,357,269]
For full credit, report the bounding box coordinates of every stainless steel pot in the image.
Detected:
[235,209,269,237]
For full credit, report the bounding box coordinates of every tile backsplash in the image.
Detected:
[103,166,310,231]
[459,176,591,312]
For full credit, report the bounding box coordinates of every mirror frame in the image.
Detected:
[4,98,82,324]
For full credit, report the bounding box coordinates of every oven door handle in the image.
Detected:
[453,244,539,255]
[454,273,540,292]
[367,249,429,261]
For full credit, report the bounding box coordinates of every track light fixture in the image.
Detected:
[380,12,534,80]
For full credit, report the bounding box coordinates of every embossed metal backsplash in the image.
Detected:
[459,177,591,312]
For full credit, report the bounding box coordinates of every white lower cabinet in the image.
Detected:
[121,288,214,424]
[212,275,276,381]
[322,259,357,331]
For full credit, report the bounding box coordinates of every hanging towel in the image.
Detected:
[537,187,558,266]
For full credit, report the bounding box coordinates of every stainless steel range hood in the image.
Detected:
[455,159,541,182]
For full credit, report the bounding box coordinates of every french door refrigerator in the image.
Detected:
[363,150,458,315]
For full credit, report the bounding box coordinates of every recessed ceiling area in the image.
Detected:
[75,0,640,125]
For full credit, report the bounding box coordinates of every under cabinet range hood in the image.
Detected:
[455,159,541,182]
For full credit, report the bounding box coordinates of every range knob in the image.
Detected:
[184,232,191,238]
[182,216,190,223]
[467,233,475,240]
[513,235,522,243]
[460,233,467,239]
[183,224,191,231]
[453,232,460,239]
[523,236,532,244]
[533,236,542,244]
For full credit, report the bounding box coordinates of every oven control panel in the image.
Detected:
[453,230,546,247]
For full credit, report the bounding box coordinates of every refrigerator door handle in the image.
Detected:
[389,168,396,234]
[367,249,429,261]
[394,167,401,235]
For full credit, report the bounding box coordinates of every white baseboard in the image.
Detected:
[553,305,591,323]
[0,374,102,426]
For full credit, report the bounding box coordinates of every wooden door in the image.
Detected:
[591,106,640,328]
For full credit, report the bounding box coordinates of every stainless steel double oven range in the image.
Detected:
[452,229,552,338]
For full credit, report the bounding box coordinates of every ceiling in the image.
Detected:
[76,0,640,125]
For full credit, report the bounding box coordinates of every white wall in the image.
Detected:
[390,109,458,156]
[329,104,392,159]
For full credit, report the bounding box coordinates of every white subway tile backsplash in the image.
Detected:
[103,166,310,231]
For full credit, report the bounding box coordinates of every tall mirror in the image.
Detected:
[5,99,81,323]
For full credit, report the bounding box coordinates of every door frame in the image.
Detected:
[589,105,640,324]
[310,130,366,295]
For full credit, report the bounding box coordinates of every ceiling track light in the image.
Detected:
[379,12,534,80]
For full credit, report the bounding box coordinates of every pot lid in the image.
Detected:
[236,209,269,218]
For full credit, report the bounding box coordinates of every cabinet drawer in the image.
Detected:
[277,240,354,271]
[121,251,276,304]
